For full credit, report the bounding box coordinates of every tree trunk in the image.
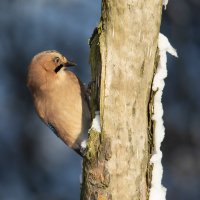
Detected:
[81,1,162,199]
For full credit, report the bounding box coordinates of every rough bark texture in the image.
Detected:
[81,1,162,200]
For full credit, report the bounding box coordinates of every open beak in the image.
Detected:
[66,60,77,67]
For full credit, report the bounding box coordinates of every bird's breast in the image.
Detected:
[42,76,90,147]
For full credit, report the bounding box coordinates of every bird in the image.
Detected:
[27,50,91,156]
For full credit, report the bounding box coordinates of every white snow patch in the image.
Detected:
[149,33,177,200]
[91,111,101,132]
[79,112,101,184]
[163,0,169,10]
[80,139,87,149]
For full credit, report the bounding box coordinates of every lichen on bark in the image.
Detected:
[81,24,112,200]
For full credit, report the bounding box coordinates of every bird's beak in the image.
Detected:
[66,60,77,67]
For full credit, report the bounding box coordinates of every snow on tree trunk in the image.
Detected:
[81,1,163,199]
[149,33,177,200]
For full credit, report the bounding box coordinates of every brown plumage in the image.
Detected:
[27,50,91,156]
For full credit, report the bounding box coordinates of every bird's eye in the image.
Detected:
[53,57,60,64]
[53,56,64,73]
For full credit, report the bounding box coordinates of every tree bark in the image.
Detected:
[81,1,162,199]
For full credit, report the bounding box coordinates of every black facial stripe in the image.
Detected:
[54,64,64,73]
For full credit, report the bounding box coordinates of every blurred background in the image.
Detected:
[0,0,199,199]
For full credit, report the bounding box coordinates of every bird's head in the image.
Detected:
[27,50,76,92]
